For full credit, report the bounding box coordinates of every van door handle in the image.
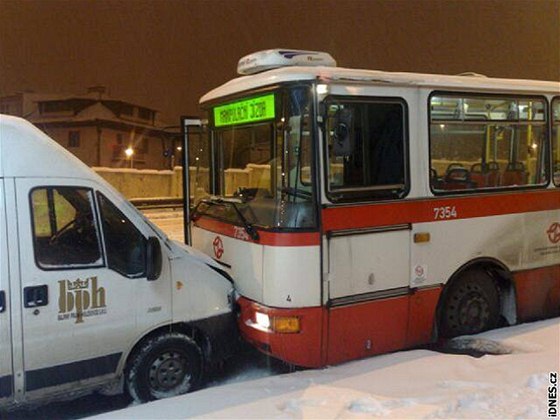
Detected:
[23,285,49,308]
[0,290,5,313]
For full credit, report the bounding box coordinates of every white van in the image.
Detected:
[0,115,237,409]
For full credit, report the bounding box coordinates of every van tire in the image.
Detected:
[126,332,203,403]
[439,269,500,338]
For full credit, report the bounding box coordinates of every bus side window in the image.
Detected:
[325,99,407,202]
[552,97,560,186]
[430,95,548,192]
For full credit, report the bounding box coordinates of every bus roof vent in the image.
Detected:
[237,49,337,75]
[457,72,488,78]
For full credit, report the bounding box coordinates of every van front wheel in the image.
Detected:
[126,332,203,403]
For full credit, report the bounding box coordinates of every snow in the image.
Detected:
[89,317,560,419]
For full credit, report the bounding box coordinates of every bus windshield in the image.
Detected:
[193,86,316,230]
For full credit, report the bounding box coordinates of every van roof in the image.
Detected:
[200,66,560,104]
[0,114,100,180]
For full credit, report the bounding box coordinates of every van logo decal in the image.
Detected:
[58,276,107,323]
[213,236,224,259]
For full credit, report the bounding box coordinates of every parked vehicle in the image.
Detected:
[185,49,560,368]
[0,114,237,409]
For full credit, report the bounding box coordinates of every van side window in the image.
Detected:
[325,98,408,202]
[31,187,102,269]
[97,193,147,278]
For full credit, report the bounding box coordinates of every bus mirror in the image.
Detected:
[333,108,354,156]
[146,237,162,281]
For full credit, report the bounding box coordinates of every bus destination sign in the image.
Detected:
[214,94,275,127]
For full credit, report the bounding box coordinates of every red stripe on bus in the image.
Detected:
[193,216,321,246]
[322,189,560,231]
[513,264,560,322]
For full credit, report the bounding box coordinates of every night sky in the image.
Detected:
[1,0,558,124]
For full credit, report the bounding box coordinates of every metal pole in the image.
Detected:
[180,116,201,246]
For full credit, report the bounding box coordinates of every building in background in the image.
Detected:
[0,87,182,170]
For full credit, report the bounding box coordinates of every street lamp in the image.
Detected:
[125,146,134,168]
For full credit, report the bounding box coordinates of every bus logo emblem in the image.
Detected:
[213,236,224,259]
[547,223,560,244]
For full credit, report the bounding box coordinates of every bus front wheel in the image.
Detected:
[439,269,500,338]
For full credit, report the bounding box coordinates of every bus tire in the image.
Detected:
[126,332,203,403]
[439,269,500,338]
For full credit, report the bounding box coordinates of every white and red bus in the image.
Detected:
[185,49,560,367]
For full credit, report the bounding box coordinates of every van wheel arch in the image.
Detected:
[434,258,516,339]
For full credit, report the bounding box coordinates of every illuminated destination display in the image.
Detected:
[214,94,275,127]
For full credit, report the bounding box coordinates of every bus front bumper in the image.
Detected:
[237,296,325,368]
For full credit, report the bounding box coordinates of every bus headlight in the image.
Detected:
[271,316,300,333]
[255,311,270,329]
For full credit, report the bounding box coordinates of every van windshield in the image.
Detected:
[193,86,316,230]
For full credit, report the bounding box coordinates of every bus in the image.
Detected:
[184,49,560,368]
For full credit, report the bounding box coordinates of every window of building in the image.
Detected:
[429,94,548,192]
[119,104,134,117]
[138,107,153,121]
[31,187,102,269]
[97,193,147,278]
[137,138,149,154]
[553,97,560,186]
[40,101,73,114]
[324,98,408,202]
[68,130,81,148]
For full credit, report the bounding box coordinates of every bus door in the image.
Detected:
[0,179,13,403]
[322,96,411,365]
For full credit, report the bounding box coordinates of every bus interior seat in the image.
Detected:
[469,162,501,188]
[430,167,443,190]
[485,161,501,187]
[501,161,527,186]
[443,166,476,190]
[469,163,487,188]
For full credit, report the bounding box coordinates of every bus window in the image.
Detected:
[325,98,407,202]
[429,94,548,192]
[553,97,560,186]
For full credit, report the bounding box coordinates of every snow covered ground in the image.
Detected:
[91,317,559,419]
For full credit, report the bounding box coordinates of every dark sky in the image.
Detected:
[1,0,559,124]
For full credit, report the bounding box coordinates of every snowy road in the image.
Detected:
[92,318,560,419]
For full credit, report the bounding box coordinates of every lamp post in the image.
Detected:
[125,146,134,168]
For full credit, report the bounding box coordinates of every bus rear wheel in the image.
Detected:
[126,332,203,403]
[440,269,500,338]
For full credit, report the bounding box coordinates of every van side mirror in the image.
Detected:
[146,237,162,281]
[332,108,354,156]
